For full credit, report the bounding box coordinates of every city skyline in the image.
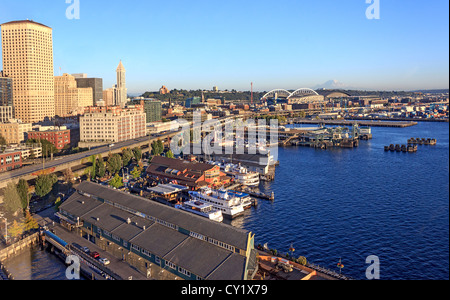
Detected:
[0,0,449,94]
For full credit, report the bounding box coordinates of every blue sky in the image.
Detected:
[0,0,449,94]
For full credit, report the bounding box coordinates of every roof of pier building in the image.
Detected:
[59,181,255,280]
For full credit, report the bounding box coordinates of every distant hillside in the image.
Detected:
[140,90,267,103]
[315,89,417,98]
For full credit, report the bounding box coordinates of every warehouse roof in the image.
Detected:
[59,182,253,280]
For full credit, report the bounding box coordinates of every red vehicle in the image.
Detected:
[90,251,100,259]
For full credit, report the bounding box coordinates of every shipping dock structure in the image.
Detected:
[279,124,371,149]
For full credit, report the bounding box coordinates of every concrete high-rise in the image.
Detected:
[54,73,93,117]
[75,77,103,105]
[115,60,127,107]
[0,72,14,122]
[1,20,55,123]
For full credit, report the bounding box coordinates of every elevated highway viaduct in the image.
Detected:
[0,132,179,189]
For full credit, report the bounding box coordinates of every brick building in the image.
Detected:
[28,128,71,150]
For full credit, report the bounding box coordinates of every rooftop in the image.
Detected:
[59,181,253,279]
[1,20,52,29]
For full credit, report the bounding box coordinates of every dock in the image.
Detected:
[291,118,418,128]
[236,186,274,201]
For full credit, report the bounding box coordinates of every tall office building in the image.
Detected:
[138,99,162,123]
[102,88,115,106]
[75,77,103,105]
[1,20,55,123]
[115,60,127,107]
[0,72,14,122]
[54,73,93,117]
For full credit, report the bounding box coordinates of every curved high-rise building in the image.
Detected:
[1,20,55,123]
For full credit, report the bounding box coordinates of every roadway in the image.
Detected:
[0,132,178,188]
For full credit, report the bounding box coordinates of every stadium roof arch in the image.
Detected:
[262,88,319,100]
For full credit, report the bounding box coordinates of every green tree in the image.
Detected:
[35,174,57,198]
[132,147,142,162]
[130,166,142,179]
[84,155,97,180]
[27,139,57,158]
[16,179,30,210]
[166,150,175,159]
[107,154,122,175]
[109,174,123,189]
[96,155,106,178]
[122,148,133,167]
[152,139,164,156]
[3,182,22,215]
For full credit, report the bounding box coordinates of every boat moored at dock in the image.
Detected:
[176,200,224,222]
[232,167,260,187]
[188,187,245,219]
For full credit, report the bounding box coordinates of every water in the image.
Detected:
[3,122,449,280]
[3,246,69,280]
[231,121,449,280]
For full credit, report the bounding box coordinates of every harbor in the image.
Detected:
[1,122,448,280]
[289,118,418,128]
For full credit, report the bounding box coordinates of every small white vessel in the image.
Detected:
[233,166,260,187]
[188,187,245,219]
[176,200,224,222]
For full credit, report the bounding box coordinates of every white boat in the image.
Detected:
[188,187,245,219]
[176,200,224,222]
[233,167,260,187]
[227,190,253,209]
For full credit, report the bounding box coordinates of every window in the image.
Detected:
[178,267,191,277]
[190,232,205,241]
[112,234,121,242]
[131,244,140,252]
[165,261,176,270]
[142,249,151,257]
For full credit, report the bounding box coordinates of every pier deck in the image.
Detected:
[292,119,417,128]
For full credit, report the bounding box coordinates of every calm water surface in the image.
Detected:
[3,246,69,280]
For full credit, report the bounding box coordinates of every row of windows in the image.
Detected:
[190,231,235,252]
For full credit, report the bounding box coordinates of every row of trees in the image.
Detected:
[2,179,40,241]
[151,139,174,158]
[6,211,39,240]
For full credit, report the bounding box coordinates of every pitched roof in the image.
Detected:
[149,156,216,173]
[72,181,250,249]
[116,60,126,72]
[59,181,253,280]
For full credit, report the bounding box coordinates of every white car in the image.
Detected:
[98,258,110,265]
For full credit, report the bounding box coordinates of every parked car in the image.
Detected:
[90,251,100,259]
[98,258,110,265]
[73,243,89,253]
